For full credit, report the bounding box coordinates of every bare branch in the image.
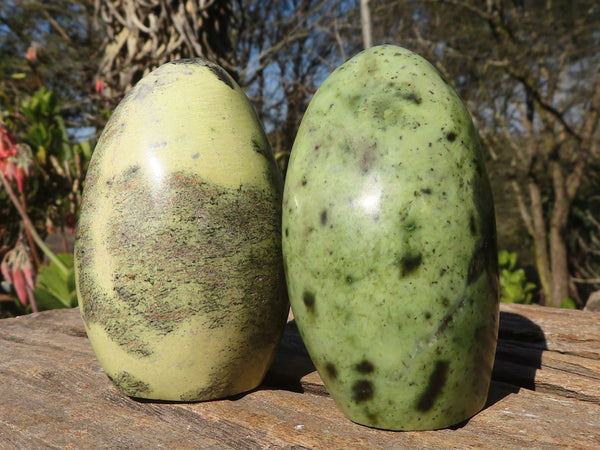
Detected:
[572,278,600,284]
[510,180,534,236]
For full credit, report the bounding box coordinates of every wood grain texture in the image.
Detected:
[0,304,599,448]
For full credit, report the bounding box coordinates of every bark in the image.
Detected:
[528,180,552,305]
[97,0,237,106]
[548,160,571,307]
[360,0,372,49]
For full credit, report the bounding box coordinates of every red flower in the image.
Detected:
[65,213,76,233]
[11,269,28,306]
[0,239,36,307]
[95,78,106,95]
[0,129,34,194]
[25,46,38,63]
[0,124,18,159]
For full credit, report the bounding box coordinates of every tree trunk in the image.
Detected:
[528,180,552,305]
[549,224,570,307]
[360,0,372,49]
[547,160,573,307]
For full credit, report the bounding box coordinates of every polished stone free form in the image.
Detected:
[282,45,499,430]
[74,59,288,401]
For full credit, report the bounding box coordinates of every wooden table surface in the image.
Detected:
[0,303,598,449]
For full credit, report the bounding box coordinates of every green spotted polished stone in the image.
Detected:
[75,59,288,401]
[282,45,499,430]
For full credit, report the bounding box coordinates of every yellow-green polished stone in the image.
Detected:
[282,45,499,430]
[75,59,288,401]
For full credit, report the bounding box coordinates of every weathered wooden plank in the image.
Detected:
[499,303,600,359]
[0,306,599,448]
[494,341,600,403]
[494,303,600,404]
[174,381,600,449]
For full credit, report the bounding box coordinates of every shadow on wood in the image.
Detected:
[474,310,548,418]
[263,319,315,393]
[493,311,548,390]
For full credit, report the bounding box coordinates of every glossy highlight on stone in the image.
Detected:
[282,45,499,431]
[75,58,288,401]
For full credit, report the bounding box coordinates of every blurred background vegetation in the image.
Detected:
[0,0,599,316]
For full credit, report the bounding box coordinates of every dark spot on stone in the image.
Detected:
[124,164,140,177]
[441,297,450,306]
[148,141,167,151]
[301,177,308,186]
[320,210,328,226]
[191,152,200,159]
[437,311,454,336]
[285,228,289,237]
[355,360,375,374]
[365,411,379,424]
[436,296,468,339]
[303,290,316,313]
[352,380,374,402]
[446,132,457,142]
[314,144,321,151]
[401,253,422,276]
[416,360,450,412]
[347,93,363,109]
[360,143,377,174]
[402,91,422,104]
[346,275,353,284]
[206,64,235,89]
[421,188,432,195]
[325,362,337,379]
[108,371,151,398]
[251,137,266,156]
[424,311,432,319]
[469,213,477,236]
[172,57,209,66]
[467,241,487,285]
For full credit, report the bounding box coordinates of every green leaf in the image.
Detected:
[499,250,536,304]
[76,140,92,160]
[560,298,577,309]
[34,286,70,310]
[33,253,76,310]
